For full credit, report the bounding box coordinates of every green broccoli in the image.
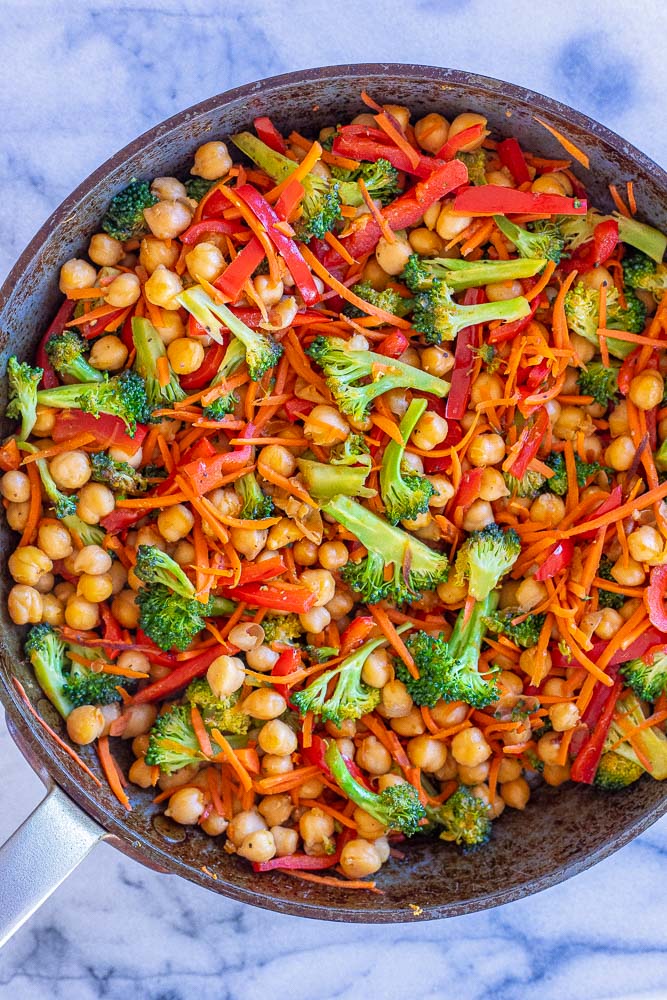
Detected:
[5,356,42,441]
[62,513,105,548]
[604,690,667,781]
[324,739,426,836]
[454,523,521,602]
[502,469,547,499]
[132,317,186,407]
[185,678,251,735]
[343,280,414,320]
[184,176,217,201]
[621,650,667,702]
[543,451,600,496]
[201,338,247,419]
[305,645,340,663]
[19,441,77,519]
[395,592,500,709]
[307,335,450,423]
[411,278,531,345]
[145,705,207,774]
[594,750,644,791]
[261,613,304,644]
[560,209,667,263]
[36,370,150,434]
[456,149,487,186]
[564,281,647,359]
[424,784,492,847]
[493,215,564,264]
[24,624,73,719]
[324,494,450,604]
[329,433,371,467]
[577,361,619,407]
[402,253,546,294]
[297,457,375,501]
[235,471,274,519]
[90,451,149,494]
[177,285,282,381]
[45,330,105,383]
[293,629,404,724]
[379,397,435,523]
[482,608,547,649]
[471,343,500,373]
[62,643,129,707]
[596,555,625,611]
[622,248,667,302]
[101,179,157,241]
[331,157,401,206]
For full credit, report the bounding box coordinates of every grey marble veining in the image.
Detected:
[1,1,667,998]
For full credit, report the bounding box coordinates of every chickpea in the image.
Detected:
[610,556,645,587]
[408,227,444,257]
[458,760,490,784]
[157,762,200,792]
[299,568,336,608]
[34,571,55,595]
[243,688,287,720]
[549,702,580,732]
[530,493,566,527]
[111,589,140,628]
[519,645,552,681]
[543,762,571,787]
[608,401,629,438]
[151,176,188,202]
[327,589,355,620]
[537,730,563,765]
[361,648,392,689]
[497,758,523,784]
[8,546,53,586]
[299,606,331,633]
[470,371,504,406]
[391,706,427,737]
[259,444,296,477]
[165,787,206,826]
[268,825,297,857]
[303,405,349,446]
[485,279,523,302]
[258,793,292,827]
[479,468,509,502]
[501,776,530,809]
[139,236,180,275]
[450,726,491,767]
[375,235,412,276]
[629,370,664,410]
[1,470,31,503]
[41,593,65,626]
[144,200,192,241]
[192,141,233,180]
[128,757,156,789]
[292,538,318,567]
[412,411,448,451]
[580,265,613,291]
[436,578,469,604]
[448,112,488,151]
[554,405,587,441]
[381,679,413,718]
[407,735,448,772]
[516,577,547,611]
[316,540,348,572]
[628,524,662,564]
[33,405,56,437]
[105,272,141,309]
[531,173,569,196]
[65,595,100,630]
[258,719,297,756]
[226,809,267,847]
[351,113,377,127]
[436,202,471,241]
[185,242,225,283]
[253,273,284,307]
[109,444,143,468]
[6,501,31,532]
[49,451,91,490]
[8,585,43,624]
[230,526,267,561]
[77,482,115,525]
[167,336,205,375]
[200,812,229,837]
[88,334,128,372]
[66,705,105,745]
[414,112,450,154]
[88,233,124,266]
[207,655,245,698]
[419,347,454,382]
[78,572,114,603]
[262,753,293,776]
[59,258,97,294]
[156,503,194,543]
[340,839,383,879]
[144,265,184,310]
[237,829,276,863]
[485,169,513,187]
[468,433,505,467]
[383,103,410,129]
[604,436,635,472]
[246,644,280,672]
[72,545,112,576]
[298,807,335,848]
[461,500,495,532]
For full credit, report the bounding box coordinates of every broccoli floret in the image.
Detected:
[62,513,105,548]
[305,644,340,663]
[62,644,128,707]
[261,613,304,644]
[292,630,396,724]
[605,690,667,781]
[202,394,238,421]
[411,278,531,345]
[297,457,375,501]
[132,317,186,407]
[395,593,500,709]
[101,179,157,241]
[379,398,435,523]
[597,555,625,611]
[185,678,251,735]
[424,784,492,848]
[90,451,148,494]
[5,356,42,441]
[456,149,487,186]
[621,650,667,703]
[324,494,450,604]
[145,705,205,774]
[36,370,150,434]
[307,335,450,423]
[543,451,600,497]
[560,210,667,263]
[177,285,282,381]
[577,361,619,407]
[594,750,644,791]
[402,253,546,294]
[184,176,217,201]
[201,338,247,419]
[19,441,77,518]
[343,280,414,320]
[482,608,546,648]
[471,343,500,373]
[502,469,547,499]
[331,158,401,206]
[324,739,425,836]
[454,523,521,602]
[24,624,73,719]
[329,433,371,467]
[564,281,647,359]
[622,248,667,302]
[235,472,274,519]
[493,215,564,264]
[45,330,105,384]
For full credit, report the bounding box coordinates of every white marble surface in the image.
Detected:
[2,1,667,997]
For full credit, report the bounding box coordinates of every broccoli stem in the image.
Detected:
[421,256,546,290]
[379,397,428,520]
[132,317,185,405]
[449,591,499,662]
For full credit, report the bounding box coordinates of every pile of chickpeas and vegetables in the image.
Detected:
[5,92,667,890]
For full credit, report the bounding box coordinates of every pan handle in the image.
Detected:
[0,783,106,947]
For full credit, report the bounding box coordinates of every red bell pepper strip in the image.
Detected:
[200,188,228,219]
[274,178,306,221]
[581,666,621,730]
[534,539,574,581]
[221,582,316,614]
[181,423,255,494]
[36,299,75,388]
[552,626,667,673]
[506,407,549,479]
[233,184,320,305]
[300,733,370,787]
[234,556,286,586]
[270,645,302,699]
[436,124,484,161]
[121,312,135,353]
[446,287,484,419]
[453,185,587,216]
[213,236,266,300]
[78,308,126,341]
[131,646,225,704]
[375,329,409,358]
[577,486,623,540]
[487,292,542,344]
[178,343,226,390]
[340,616,377,655]
[284,396,315,423]
[451,468,484,512]
[521,358,551,392]
[560,219,619,274]
[252,852,341,872]
[225,306,322,330]
[52,410,147,455]
[180,219,246,244]
[332,125,440,178]
[253,115,287,154]
[497,137,531,185]
[646,565,667,633]
[617,347,647,396]
[570,677,623,784]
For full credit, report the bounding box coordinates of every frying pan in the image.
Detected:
[1,64,666,941]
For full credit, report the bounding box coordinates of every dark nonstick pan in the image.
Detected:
[1,64,666,940]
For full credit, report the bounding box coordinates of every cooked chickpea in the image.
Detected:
[303,405,349,446]
[192,141,233,180]
[105,272,141,309]
[156,503,194,543]
[375,235,412,276]
[549,702,580,732]
[49,451,91,490]
[436,578,469,604]
[59,258,97,293]
[293,538,318,566]
[151,176,188,201]
[340,838,383,879]
[88,334,128,372]
[32,406,56,437]
[543,763,571,786]
[77,572,114,603]
[65,595,100,630]
[501,776,530,809]
[627,524,663,563]
[227,809,267,847]
[167,336,205,375]
[604,435,635,472]
[299,606,331,633]
[629,370,664,410]
[531,173,569,196]
[253,273,284,307]
[610,556,646,587]
[317,540,348,571]
[554,405,587,440]
[407,735,448,772]
[408,226,444,257]
[144,265,184,310]
[41,593,64,626]
[128,757,156,789]
[536,730,563,766]
[468,433,505,467]
[1,470,31,503]
[144,200,192,241]
[381,679,413,718]
[414,112,450,154]
[262,753,293,776]
[77,482,115,524]
[88,233,124,266]
[470,371,504,406]
[259,444,296,477]
[458,760,490,785]
[391,706,427,737]
[66,705,105,745]
[485,279,523,302]
[383,103,410,129]
[111,589,140,628]
[519,645,552,680]
[185,241,225,283]
[165,787,206,826]
[72,544,112,576]
[266,825,296,857]
[199,812,229,837]
[412,411,448,451]
[227,623,264,654]
[461,500,495,532]
[485,169,513,187]
[356,735,392,775]
[258,719,298,756]
[497,758,523,784]
[8,546,52,586]
[157,762,200,792]
[426,474,455,508]
[448,112,488,151]
[258,793,292,827]
[608,401,630,438]
[109,444,143,468]
[299,568,336,608]
[516,577,547,611]
[436,202,471,241]
[530,493,566,527]
[327,589,355,620]
[299,807,335,848]
[451,726,491,767]
[237,829,276,863]
[361,648,392,688]
[243,687,287,720]
[580,265,612,291]
[479,468,509,502]
[34,571,54,595]
[8,585,43,624]
[207,655,245,698]
[139,236,180,275]
[6,501,30,532]
[230,526,267,561]
[421,345,454,378]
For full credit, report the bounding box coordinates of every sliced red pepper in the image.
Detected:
[36,299,75,388]
[534,539,574,581]
[100,604,124,645]
[451,467,484,512]
[226,306,322,330]
[521,358,551,392]
[560,219,619,274]
[618,347,643,396]
[252,852,341,873]
[234,556,286,586]
[178,343,226,390]
[221,581,316,614]
[181,423,255,494]
[78,308,126,341]
[375,329,409,358]
[284,396,315,423]
[453,185,587,216]
[200,188,228,219]
[646,565,667,633]
[436,124,484,161]
[332,125,439,178]
[507,407,549,479]
[270,645,302,700]
[52,410,147,455]
[552,626,667,673]
[254,115,287,154]
[422,422,464,473]
[180,219,246,244]
[340,616,376,655]
[570,677,623,784]
[131,645,225,704]
[274,178,306,221]
[233,184,320,305]
[577,485,623,540]
[497,137,531,185]
[121,312,135,353]
[213,236,266,300]
[446,287,484,419]
[0,438,21,472]
[487,292,542,344]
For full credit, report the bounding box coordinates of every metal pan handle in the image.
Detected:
[0,783,106,947]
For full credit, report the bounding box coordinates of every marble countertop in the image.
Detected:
[2,1,667,997]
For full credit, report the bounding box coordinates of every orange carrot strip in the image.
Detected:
[324,230,357,265]
[564,479,667,537]
[533,116,590,169]
[609,184,631,218]
[97,736,131,811]
[277,869,382,892]
[358,177,396,244]
[65,287,106,300]
[20,460,42,546]
[299,799,357,829]
[301,245,411,328]
[189,705,213,757]
[302,709,314,749]
[21,433,96,463]
[367,604,417,678]
[525,260,556,301]
[210,729,253,791]
[627,181,637,216]
[64,303,123,327]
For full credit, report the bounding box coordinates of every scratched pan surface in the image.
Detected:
[1,64,666,923]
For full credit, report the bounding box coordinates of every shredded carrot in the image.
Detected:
[211,729,253,791]
[358,177,396,244]
[156,355,171,388]
[21,433,96,463]
[97,736,131,811]
[20,460,42,546]
[65,287,106,300]
[324,229,357,265]
[277,869,382,891]
[525,260,556,301]
[609,184,631,218]
[367,604,417,678]
[627,180,637,216]
[64,302,123,327]
[533,116,590,169]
